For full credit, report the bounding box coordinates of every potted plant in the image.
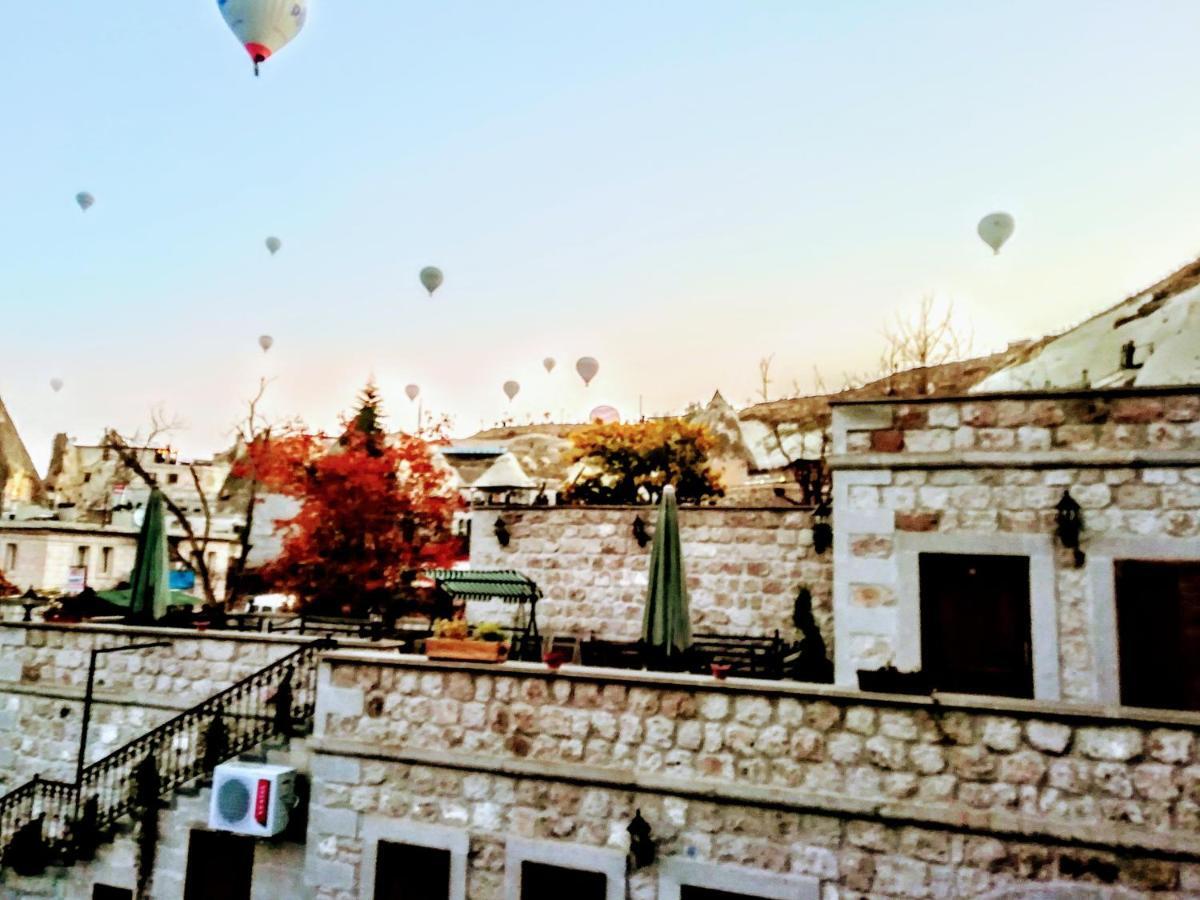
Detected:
[425,619,510,663]
[856,664,931,695]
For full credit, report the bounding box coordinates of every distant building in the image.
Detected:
[0,519,235,598]
[44,436,232,526]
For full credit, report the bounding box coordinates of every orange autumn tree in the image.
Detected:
[236,383,462,615]
[562,419,723,505]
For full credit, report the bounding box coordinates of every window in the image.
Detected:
[101,547,113,574]
[183,829,253,900]
[521,863,606,900]
[3,543,15,571]
[1116,561,1200,711]
[83,473,92,484]
[375,842,452,900]
[361,819,468,900]
[919,553,1033,698]
[659,859,819,900]
[505,838,624,900]
[93,887,133,900]
[167,473,179,485]
[75,546,89,568]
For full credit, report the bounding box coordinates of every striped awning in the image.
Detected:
[424,569,540,602]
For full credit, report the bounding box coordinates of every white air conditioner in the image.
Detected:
[209,762,297,838]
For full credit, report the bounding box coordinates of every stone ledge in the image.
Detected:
[829,385,1200,406]
[0,681,191,713]
[321,651,1200,729]
[830,449,1200,470]
[311,737,1200,860]
[0,620,401,649]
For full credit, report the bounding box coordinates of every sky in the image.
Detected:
[5,1,1200,470]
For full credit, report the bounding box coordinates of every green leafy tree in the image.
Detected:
[563,420,724,505]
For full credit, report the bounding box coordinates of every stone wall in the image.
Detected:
[829,388,1200,702]
[469,506,831,646]
[306,653,1200,899]
[0,622,341,788]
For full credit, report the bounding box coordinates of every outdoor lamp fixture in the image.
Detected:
[20,588,42,623]
[812,501,833,555]
[627,809,655,869]
[1055,490,1085,568]
[494,516,511,547]
[632,515,651,548]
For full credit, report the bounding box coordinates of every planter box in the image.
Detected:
[857,667,931,695]
[425,638,509,663]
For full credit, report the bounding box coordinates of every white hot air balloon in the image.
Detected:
[589,405,619,424]
[259,335,274,353]
[265,236,282,255]
[217,0,309,76]
[977,212,1015,255]
[49,378,64,393]
[503,380,521,402]
[75,192,94,212]
[543,357,556,374]
[575,356,599,386]
[419,267,444,296]
[405,384,420,402]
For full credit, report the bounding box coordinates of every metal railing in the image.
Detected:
[0,637,334,872]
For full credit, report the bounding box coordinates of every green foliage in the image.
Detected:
[562,420,724,505]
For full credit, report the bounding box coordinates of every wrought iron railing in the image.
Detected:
[0,637,334,873]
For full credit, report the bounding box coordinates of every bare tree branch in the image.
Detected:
[757,354,774,403]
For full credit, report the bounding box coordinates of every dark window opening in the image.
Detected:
[681,888,760,900]
[919,552,1033,698]
[93,887,133,900]
[374,841,452,900]
[1116,560,1200,711]
[184,829,254,900]
[521,862,606,900]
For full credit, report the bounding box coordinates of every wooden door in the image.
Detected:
[919,553,1033,698]
[1116,560,1200,711]
[374,842,452,900]
[521,862,607,900]
[183,830,254,900]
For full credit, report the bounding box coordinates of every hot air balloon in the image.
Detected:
[75,193,94,212]
[503,381,521,402]
[977,212,1015,255]
[265,236,282,255]
[576,357,599,386]
[49,378,64,393]
[589,405,619,424]
[259,335,274,353]
[543,357,556,374]
[405,385,420,402]
[419,267,444,296]
[218,0,309,75]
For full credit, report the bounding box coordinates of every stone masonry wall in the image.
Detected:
[829,389,1200,701]
[0,623,327,789]
[306,654,1200,899]
[470,506,832,647]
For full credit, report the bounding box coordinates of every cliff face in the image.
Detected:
[0,397,44,504]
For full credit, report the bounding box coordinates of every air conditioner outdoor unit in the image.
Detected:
[209,762,297,838]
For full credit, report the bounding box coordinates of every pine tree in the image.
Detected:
[353,380,385,436]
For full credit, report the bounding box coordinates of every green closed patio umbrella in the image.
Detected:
[127,489,171,624]
[642,484,692,665]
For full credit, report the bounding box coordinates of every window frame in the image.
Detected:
[359,817,468,900]
[658,858,820,900]
[504,837,625,900]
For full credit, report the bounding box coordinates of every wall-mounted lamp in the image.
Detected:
[494,516,511,548]
[1054,490,1085,568]
[812,501,832,555]
[627,809,655,869]
[632,515,651,548]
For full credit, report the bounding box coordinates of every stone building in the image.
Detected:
[829,386,1200,708]
[0,395,44,513]
[0,519,237,598]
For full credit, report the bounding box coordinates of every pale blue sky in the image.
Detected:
[5,2,1200,467]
